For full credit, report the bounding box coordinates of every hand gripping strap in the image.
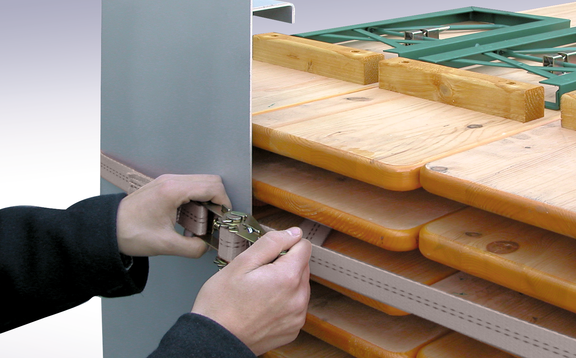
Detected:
[100,153,216,249]
[102,152,576,357]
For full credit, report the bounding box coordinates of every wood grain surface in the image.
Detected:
[253,86,558,191]
[561,91,576,130]
[416,332,517,358]
[252,61,373,115]
[253,33,385,85]
[379,58,545,122]
[253,148,465,251]
[304,282,450,358]
[421,121,576,240]
[420,207,576,314]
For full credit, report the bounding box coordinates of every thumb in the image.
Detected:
[231,227,302,270]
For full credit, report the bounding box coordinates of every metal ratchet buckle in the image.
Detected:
[200,202,266,269]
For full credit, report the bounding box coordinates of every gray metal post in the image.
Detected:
[100,0,252,356]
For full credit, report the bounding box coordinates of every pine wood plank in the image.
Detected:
[523,2,576,20]
[561,91,576,130]
[431,272,576,339]
[416,332,516,358]
[421,121,576,240]
[304,282,451,358]
[253,86,559,191]
[253,33,385,85]
[379,58,545,122]
[253,148,466,251]
[420,207,576,314]
[262,331,353,358]
[258,209,457,316]
[252,61,374,115]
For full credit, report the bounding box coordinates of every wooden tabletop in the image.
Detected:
[421,121,576,240]
[253,148,465,251]
[251,5,575,191]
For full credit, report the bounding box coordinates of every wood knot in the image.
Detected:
[486,241,519,254]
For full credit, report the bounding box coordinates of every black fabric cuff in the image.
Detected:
[148,313,256,358]
[0,193,148,332]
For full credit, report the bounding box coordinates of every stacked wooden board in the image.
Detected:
[252,3,576,357]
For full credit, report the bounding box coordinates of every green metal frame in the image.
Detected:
[296,7,575,110]
[297,7,570,59]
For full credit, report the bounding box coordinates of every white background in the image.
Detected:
[1,0,573,357]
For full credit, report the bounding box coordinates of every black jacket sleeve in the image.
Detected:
[0,193,149,333]
[149,313,257,358]
[0,193,257,357]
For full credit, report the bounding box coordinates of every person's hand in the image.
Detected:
[116,174,231,258]
[191,227,312,356]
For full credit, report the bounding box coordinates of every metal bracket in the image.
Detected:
[297,7,569,57]
[404,26,449,43]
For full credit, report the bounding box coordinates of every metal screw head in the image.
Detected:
[430,166,448,173]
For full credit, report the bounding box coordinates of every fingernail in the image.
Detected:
[286,227,302,237]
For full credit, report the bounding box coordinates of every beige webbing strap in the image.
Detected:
[101,152,236,260]
[101,152,576,357]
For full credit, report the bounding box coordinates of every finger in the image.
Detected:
[161,232,210,258]
[152,175,232,208]
[273,237,312,272]
[180,179,231,208]
[233,228,302,269]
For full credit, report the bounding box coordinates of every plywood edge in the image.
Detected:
[253,32,385,85]
[379,57,545,122]
[561,91,576,130]
[420,163,576,240]
[252,124,421,191]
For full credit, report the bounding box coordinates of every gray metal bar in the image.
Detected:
[100,0,252,356]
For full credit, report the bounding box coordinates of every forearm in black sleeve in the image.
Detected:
[0,193,149,333]
[148,313,257,358]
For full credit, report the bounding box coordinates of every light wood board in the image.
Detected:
[252,60,374,115]
[379,57,544,123]
[253,33,385,85]
[253,148,466,251]
[416,332,516,358]
[561,91,576,130]
[421,121,576,240]
[253,86,559,191]
[304,282,451,358]
[419,206,576,314]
